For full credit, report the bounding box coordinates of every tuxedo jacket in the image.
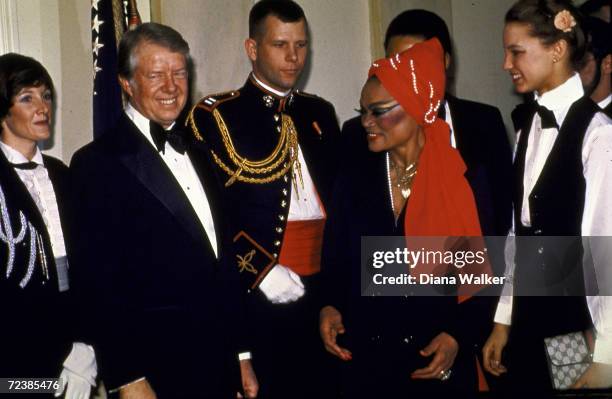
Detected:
[69,114,243,397]
[189,77,341,288]
[0,150,73,376]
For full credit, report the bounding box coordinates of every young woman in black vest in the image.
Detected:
[482,0,612,392]
[483,0,612,391]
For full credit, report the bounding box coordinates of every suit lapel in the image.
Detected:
[445,95,468,156]
[186,139,224,257]
[114,115,208,246]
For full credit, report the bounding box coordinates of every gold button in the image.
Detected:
[276,227,283,233]
[282,189,288,196]
[274,240,281,246]
[281,200,287,207]
[279,215,285,221]
[274,114,280,122]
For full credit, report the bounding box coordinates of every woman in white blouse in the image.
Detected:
[482,0,612,392]
[0,53,96,398]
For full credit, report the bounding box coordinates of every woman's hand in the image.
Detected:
[571,362,612,389]
[319,305,352,361]
[411,332,458,380]
[482,323,509,376]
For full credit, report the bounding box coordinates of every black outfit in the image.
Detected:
[0,150,73,377]
[188,76,341,399]
[70,114,243,398]
[321,147,473,396]
[506,97,598,391]
[341,94,512,390]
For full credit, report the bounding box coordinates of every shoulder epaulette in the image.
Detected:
[293,89,333,107]
[195,90,240,112]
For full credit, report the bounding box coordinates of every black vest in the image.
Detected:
[511,96,599,337]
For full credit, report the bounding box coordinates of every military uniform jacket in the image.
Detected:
[0,150,73,375]
[189,76,340,288]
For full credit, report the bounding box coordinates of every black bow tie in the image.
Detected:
[150,121,186,155]
[535,104,558,130]
[11,161,39,170]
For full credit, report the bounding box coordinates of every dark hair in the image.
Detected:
[249,0,307,39]
[584,16,611,62]
[384,9,453,56]
[118,22,191,80]
[505,0,587,69]
[0,53,54,122]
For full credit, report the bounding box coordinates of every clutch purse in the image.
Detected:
[544,331,593,390]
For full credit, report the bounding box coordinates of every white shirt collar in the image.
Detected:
[535,73,584,111]
[0,141,44,166]
[124,103,176,149]
[251,72,291,98]
[599,94,611,110]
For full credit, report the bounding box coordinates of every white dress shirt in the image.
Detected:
[444,100,457,149]
[0,142,67,261]
[125,104,218,257]
[494,74,612,363]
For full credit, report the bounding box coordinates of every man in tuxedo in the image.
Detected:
[70,23,249,398]
[340,9,513,391]
[188,1,340,397]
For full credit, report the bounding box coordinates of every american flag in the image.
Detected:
[91,0,125,138]
[91,0,140,138]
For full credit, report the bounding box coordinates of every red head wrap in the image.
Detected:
[368,38,482,236]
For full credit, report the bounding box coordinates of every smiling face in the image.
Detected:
[1,85,52,152]
[119,41,188,128]
[245,15,308,91]
[503,22,559,94]
[360,77,421,153]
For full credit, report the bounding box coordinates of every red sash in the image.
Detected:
[278,218,326,276]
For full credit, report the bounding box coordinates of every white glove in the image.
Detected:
[55,343,97,399]
[258,264,305,304]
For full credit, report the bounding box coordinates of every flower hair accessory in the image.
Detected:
[554,10,576,33]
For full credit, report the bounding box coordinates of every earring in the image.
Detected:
[553,57,559,63]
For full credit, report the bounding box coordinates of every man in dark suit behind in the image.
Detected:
[340,9,513,391]
[70,23,251,398]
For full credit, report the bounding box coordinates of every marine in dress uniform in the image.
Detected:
[188,72,340,397]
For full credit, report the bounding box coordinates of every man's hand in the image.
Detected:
[258,264,304,304]
[319,305,352,361]
[119,379,157,399]
[571,362,612,389]
[238,359,258,398]
[411,332,458,380]
[482,323,509,376]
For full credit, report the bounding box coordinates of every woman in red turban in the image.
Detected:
[319,38,482,395]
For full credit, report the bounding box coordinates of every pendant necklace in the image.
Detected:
[386,152,417,214]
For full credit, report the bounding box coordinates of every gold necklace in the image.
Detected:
[389,155,417,199]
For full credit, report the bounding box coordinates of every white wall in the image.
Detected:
[2,0,522,161]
